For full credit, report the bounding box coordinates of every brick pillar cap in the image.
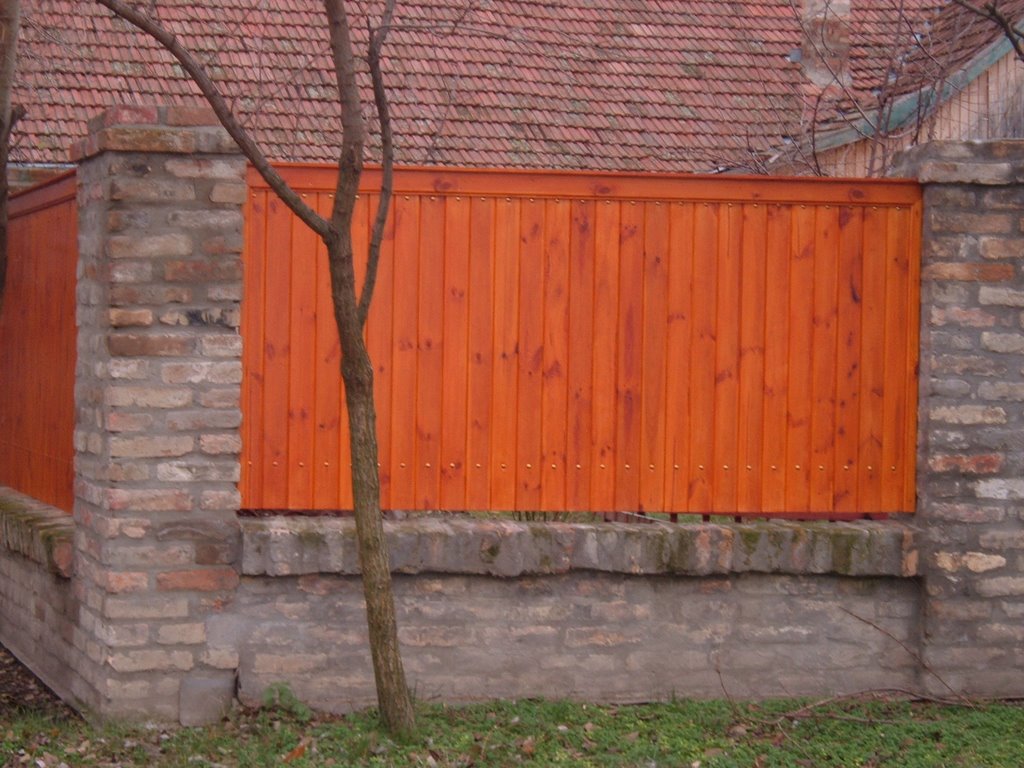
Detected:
[71,104,235,163]
[892,140,1024,185]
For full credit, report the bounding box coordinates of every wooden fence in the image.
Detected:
[0,173,78,512]
[241,166,922,516]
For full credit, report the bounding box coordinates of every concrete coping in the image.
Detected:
[241,515,919,579]
[0,486,74,579]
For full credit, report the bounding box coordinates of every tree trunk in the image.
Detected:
[0,0,20,315]
[326,229,416,736]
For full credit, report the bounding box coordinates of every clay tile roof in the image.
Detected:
[12,0,1023,174]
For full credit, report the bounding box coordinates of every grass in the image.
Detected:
[3,694,1024,767]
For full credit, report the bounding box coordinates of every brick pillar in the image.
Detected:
[72,106,245,722]
[896,140,1024,696]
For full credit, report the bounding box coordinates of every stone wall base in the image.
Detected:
[0,488,86,710]
[226,571,921,712]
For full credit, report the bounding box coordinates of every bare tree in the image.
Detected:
[93,0,415,735]
[0,0,22,315]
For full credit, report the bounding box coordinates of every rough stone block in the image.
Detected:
[179,672,236,726]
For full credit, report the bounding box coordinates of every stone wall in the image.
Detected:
[0,487,80,705]
[227,517,921,711]
[895,140,1024,696]
[3,122,1024,723]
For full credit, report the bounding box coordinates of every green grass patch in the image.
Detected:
[3,695,1023,767]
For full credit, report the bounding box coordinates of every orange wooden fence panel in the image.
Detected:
[0,173,78,512]
[241,165,921,515]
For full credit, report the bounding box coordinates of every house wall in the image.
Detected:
[818,49,1024,177]
[0,110,1023,724]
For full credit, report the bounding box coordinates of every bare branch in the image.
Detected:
[94,0,332,240]
[359,0,396,329]
[950,0,1024,61]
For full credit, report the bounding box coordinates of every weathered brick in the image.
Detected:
[929,306,996,327]
[104,596,190,620]
[928,405,1007,424]
[164,410,241,431]
[933,551,1006,573]
[200,489,241,511]
[105,487,192,511]
[166,209,243,230]
[922,262,1014,282]
[201,234,245,255]
[106,386,192,408]
[976,577,1024,597]
[108,649,194,673]
[929,354,1006,376]
[982,332,1024,354]
[930,210,1015,235]
[99,126,197,155]
[102,571,150,593]
[161,361,241,385]
[156,623,207,645]
[927,503,1006,523]
[975,478,1024,500]
[164,259,241,282]
[107,333,195,357]
[978,382,1024,401]
[165,158,243,180]
[111,177,196,203]
[209,183,248,204]
[109,434,194,458]
[108,308,153,327]
[927,453,1003,475]
[157,568,239,592]
[200,434,242,455]
[199,388,241,408]
[106,232,193,260]
[109,260,153,283]
[109,284,193,305]
[979,531,1024,549]
[105,412,154,432]
[200,334,242,357]
[980,237,1020,260]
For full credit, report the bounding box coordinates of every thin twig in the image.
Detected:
[839,607,975,707]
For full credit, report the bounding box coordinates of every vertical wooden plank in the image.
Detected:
[615,200,644,512]
[640,201,669,512]
[590,200,621,510]
[882,206,911,511]
[688,203,718,512]
[465,196,495,509]
[389,194,421,509]
[312,191,342,509]
[241,188,267,508]
[541,198,570,511]
[566,199,596,511]
[809,205,839,514]
[490,197,521,509]
[784,204,815,514]
[416,194,446,508]
[858,205,888,513]
[259,195,294,508]
[367,192,396,510]
[761,204,792,512]
[286,198,319,508]
[440,194,471,509]
[712,203,742,513]
[666,202,695,512]
[516,197,545,510]
[736,203,767,513]
[902,202,923,511]
[833,206,864,513]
